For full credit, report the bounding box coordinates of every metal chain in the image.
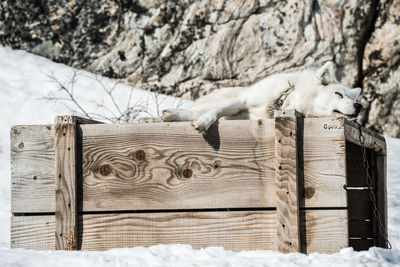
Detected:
[357,122,392,249]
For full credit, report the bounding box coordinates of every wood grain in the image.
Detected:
[80,120,276,211]
[11,125,55,213]
[274,110,300,253]
[11,209,349,253]
[302,117,347,207]
[11,118,386,213]
[55,116,79,250]
[80,211,277,251]
[300,209,348,254]
[345,120,386,155]
[11,215,55,250]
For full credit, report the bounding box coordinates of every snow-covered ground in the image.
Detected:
[1,46,400,266]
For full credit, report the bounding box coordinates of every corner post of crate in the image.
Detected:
[54,116,101,250]
[376,148,388,248]
[54,116,79,250]
[274,109,301,253]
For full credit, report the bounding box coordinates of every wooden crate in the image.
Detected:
[10,110,388,253]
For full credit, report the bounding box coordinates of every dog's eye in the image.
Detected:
[335,92,343,98]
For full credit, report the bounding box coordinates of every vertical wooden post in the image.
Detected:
[274,110,301,253]
[376,154,388,248]
[55,116,79,250]
[55,116,100,250]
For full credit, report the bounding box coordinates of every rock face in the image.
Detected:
[0,0,398,137]
[362,0,400,137]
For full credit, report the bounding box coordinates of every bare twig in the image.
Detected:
[43,70,182,123]
[45,71,93,119]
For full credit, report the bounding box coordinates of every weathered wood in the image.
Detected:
[302,117,347,207]
[376,155,388,248]
[11,215,55,250]
[11,210,349,253]
[80,120,276,211]
[344,120,386,155]
[67,116,102,125]
[300,209,348,253]
[10,113,387,254]
[12,212,277,251]
[54,116,102,250]
[12,118,363,213]
[80,211,277,251]
[274,110,300,253]
[10,125,55,213]
[55,116,79,250]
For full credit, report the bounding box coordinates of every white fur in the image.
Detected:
[161,62,362,133]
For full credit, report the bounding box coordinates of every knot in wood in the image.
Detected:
[304,186,315,199]
[213,160,221,169]
[11,128,20,135]
[135,150,146,161]
[99,164,113,176]
[18,142,24,149]
[182,169,193,178]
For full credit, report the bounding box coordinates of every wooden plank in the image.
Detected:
[67,116,102,125]
[11,215,55,250]
[11,211,277,251]
[274,110,300,253]
[344,120,386,155]
[11,125,55,213]
[302,117,347,207]
[55,116,80,250]
[80,211,277,251]
[80,120,277,211]
[376,155,388,248]
[300,209,348,254]
[10,209,348,253]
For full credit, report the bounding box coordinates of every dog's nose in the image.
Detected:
[354,103,362,116]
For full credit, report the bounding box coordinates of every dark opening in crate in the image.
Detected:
[346,142,387,250]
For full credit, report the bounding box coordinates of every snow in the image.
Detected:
[1,245,400,267]
[1,46,400,266]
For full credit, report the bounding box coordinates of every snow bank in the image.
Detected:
[1,46,400,266]
[1,245,400,267]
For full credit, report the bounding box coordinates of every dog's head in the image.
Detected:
[303,61,362,118]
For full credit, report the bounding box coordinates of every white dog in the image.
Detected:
[161,61,362,133]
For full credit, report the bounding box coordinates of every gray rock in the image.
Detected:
[32,40,60,60]
[362,0,400,137]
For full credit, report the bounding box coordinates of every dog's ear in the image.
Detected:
[346,87,361,101]
[317,61,336,85]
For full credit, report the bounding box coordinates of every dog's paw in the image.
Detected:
[191,113,216,134]
[161,109,176,122]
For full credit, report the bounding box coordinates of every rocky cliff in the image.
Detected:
[1,0,399,137]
